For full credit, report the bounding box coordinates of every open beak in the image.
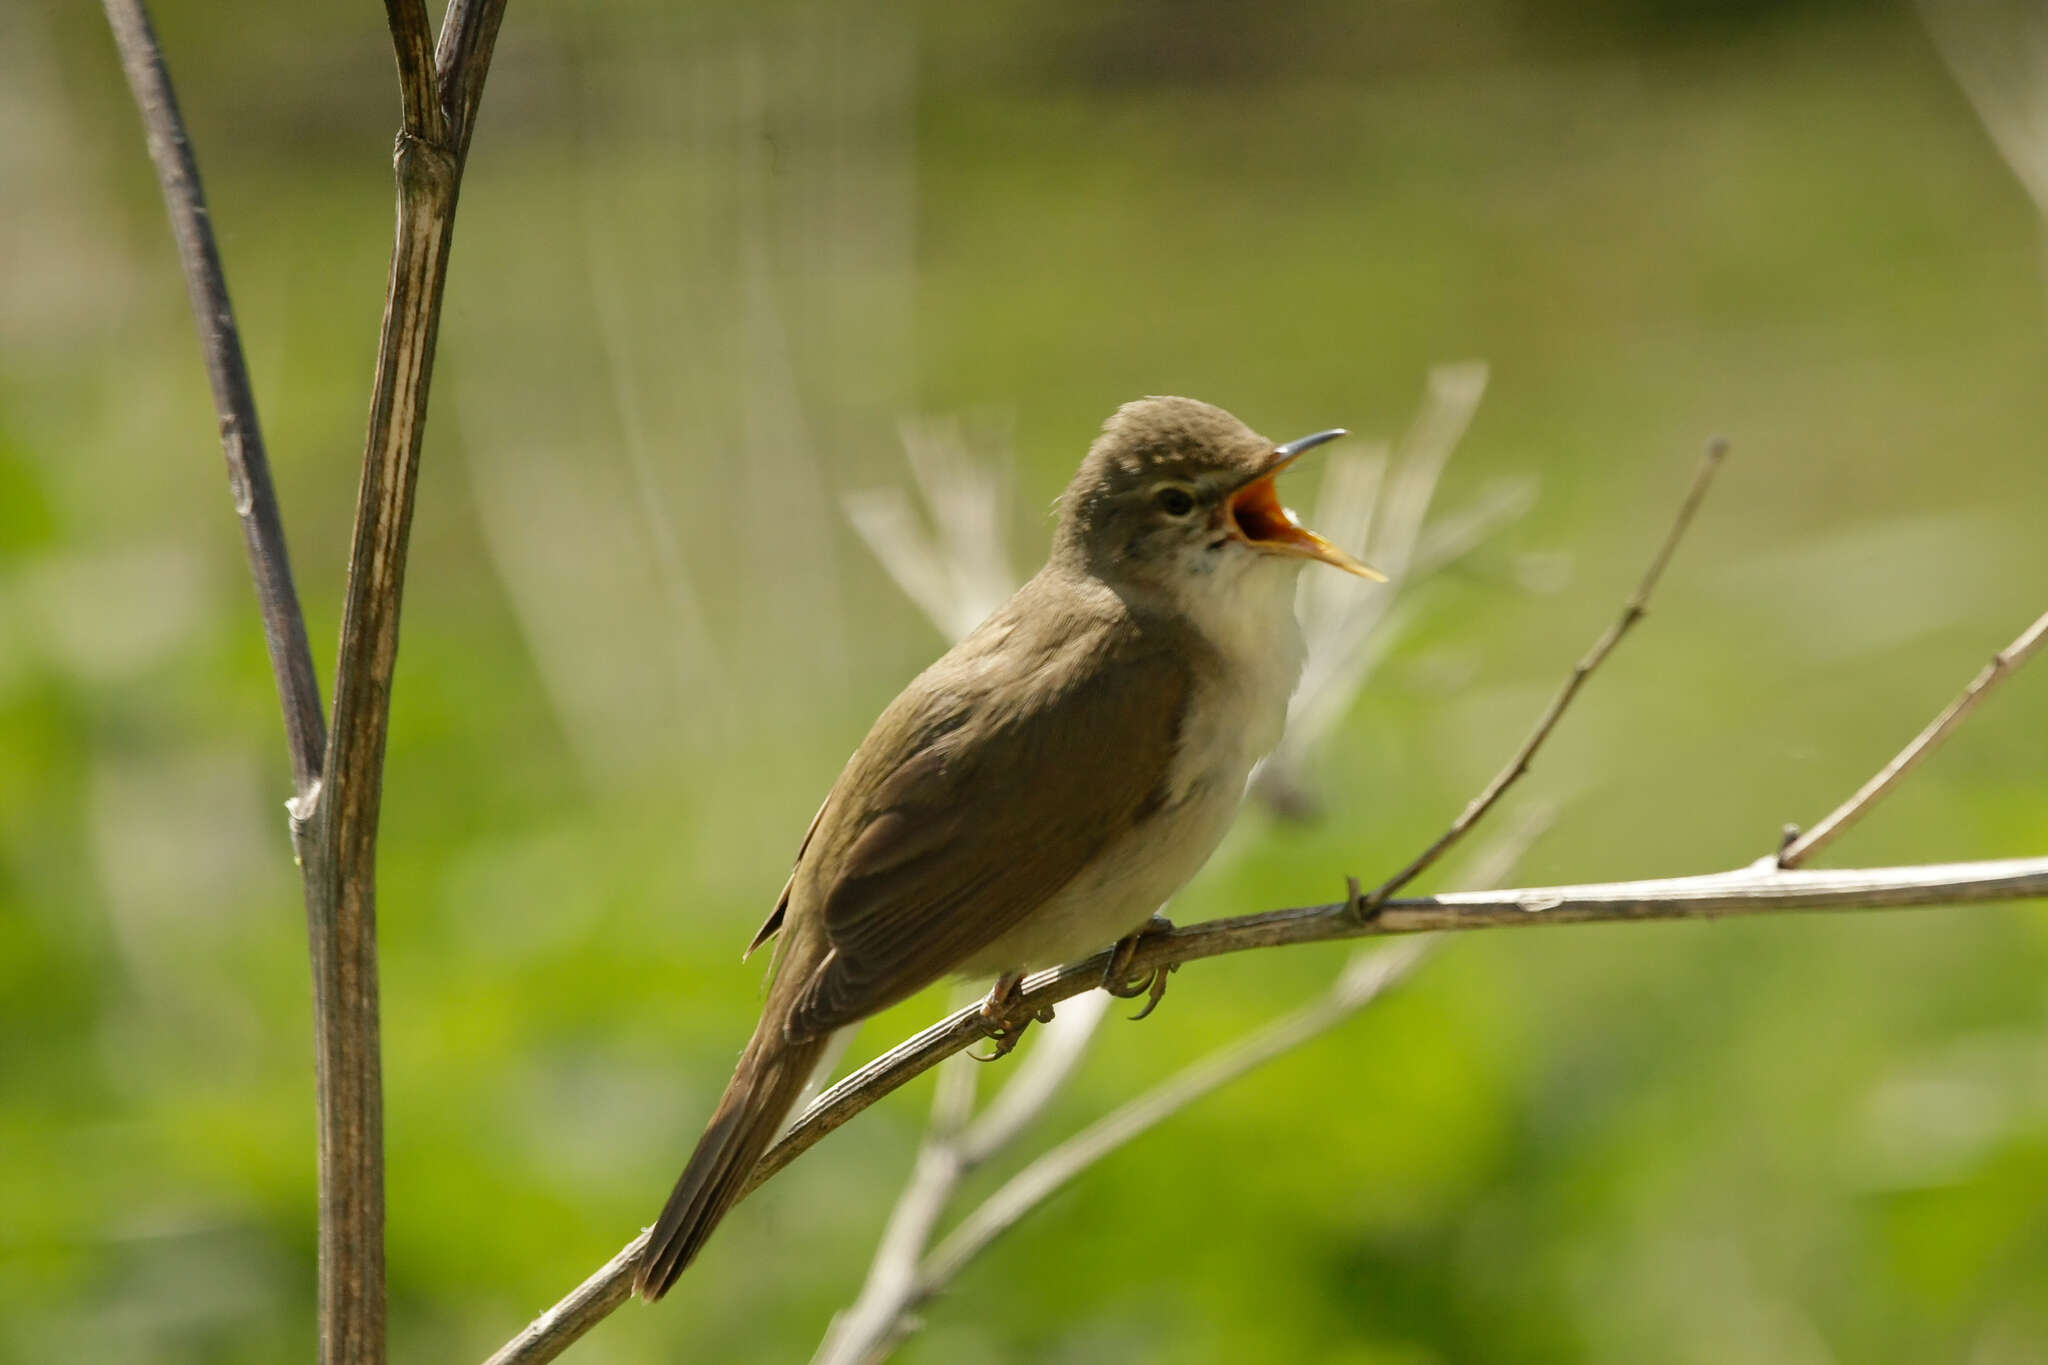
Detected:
[1226,429,1386,580]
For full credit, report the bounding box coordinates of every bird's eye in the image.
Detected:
[1155,487,1195,517]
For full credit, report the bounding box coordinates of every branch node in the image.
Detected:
[395,128,458,193]
[1345,874,1378,924]
[286,781,321,861]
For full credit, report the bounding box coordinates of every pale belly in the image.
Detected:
[956,769,1249,974]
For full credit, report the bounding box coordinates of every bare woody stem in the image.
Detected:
[101,0,326,801]
[297,4,508,1361]
[483,852,2048,1365]
[1363,437,1727,908]
[1778,607,2048,868]
[297,130,453,1365]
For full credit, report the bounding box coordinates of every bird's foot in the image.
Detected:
[1346,874,1383,925]
[1102,914,1179,1021]
[972,973,1054,1061]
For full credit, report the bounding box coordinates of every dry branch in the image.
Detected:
[296,6,509,1359]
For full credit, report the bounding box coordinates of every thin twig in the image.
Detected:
[1779,607,2048,868]
[101,0,326,802]
[434,0,511,167]
[1362,437,1727,908]
[484,851,2048,1365]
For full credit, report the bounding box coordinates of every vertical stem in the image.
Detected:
[302,129,459,1363]
[305,0,505,1353]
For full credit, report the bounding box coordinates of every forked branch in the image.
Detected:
[104,2,511,1361]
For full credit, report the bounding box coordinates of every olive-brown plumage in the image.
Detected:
[635,397,1377,1299]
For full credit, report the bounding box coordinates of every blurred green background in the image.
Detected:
[5,0,2048,1360]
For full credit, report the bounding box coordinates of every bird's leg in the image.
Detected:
[1101,913,1180,1020]
[972,972,1054,1061]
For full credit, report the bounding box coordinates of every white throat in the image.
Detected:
[1174,551,1306,687]
[1164,548,1307,784]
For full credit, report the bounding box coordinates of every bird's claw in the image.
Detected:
[971,974,1054,1061]
[1102,915,1179,1020]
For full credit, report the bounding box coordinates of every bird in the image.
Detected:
[635,395,1380,1300]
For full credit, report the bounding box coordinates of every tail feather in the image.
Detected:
[636,1031,827,1300]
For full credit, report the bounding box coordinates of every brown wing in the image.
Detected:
[782,599,1193,1039]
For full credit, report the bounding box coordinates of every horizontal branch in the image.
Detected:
[752,853,2047,1192]
[486,851,2048,1364]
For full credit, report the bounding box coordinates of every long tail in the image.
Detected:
[636,1025,828,1300]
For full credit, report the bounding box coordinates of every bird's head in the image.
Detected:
[1054,396,1383,604]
